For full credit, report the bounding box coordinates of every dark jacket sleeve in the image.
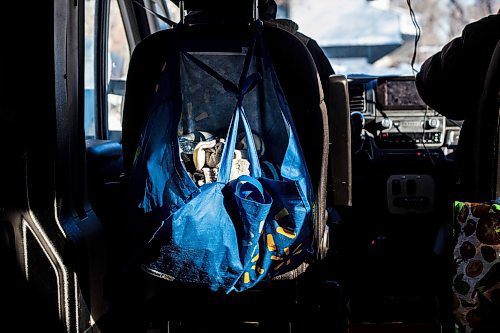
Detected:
[416,14,500,120]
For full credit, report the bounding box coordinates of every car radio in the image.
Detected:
[348,75,446,149]
[376,115,445,148]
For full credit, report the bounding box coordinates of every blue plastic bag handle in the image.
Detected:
[218,105,262,183]
[234,175,266,203]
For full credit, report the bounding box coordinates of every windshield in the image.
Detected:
[277,0,499,75]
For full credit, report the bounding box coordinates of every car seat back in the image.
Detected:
[474,39,500,200]
[122,18,330,275]
[463,39,500,201]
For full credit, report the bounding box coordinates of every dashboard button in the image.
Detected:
[406,179,417,195]
[392,179,401,195]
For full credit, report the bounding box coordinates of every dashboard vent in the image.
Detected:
[348,84,366,112]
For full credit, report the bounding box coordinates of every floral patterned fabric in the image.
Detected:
[452,201,500,332]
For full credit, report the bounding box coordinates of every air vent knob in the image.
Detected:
[426,118,440,129]
[381,117,393,129]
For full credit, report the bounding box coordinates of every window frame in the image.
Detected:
[90,0,174,141]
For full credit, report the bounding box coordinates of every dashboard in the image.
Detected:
[347,75,460,151]
[347,75,460,215]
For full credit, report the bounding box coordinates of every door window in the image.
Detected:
[107,0,130,138]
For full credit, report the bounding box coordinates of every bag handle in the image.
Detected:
[218,105,262,183]
[235,175,266,203]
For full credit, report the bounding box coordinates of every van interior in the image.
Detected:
[0,1,498,332]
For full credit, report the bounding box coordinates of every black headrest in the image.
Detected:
[173,0,253,11]
[172,0,273,14]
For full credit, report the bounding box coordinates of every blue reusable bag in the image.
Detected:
[132,31,314,293]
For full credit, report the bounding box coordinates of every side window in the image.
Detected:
[84,0,175,140]
[84,0,96,138]
[107,0,130,138]
[151,0,180,31]
[84,0,131,140]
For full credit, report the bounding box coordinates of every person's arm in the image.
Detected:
[416,14,500,120]
[416,37,466,120]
